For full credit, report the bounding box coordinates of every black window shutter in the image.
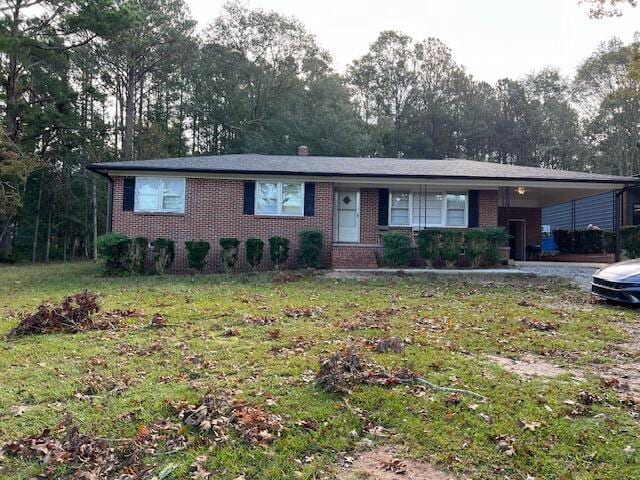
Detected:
[123,177,135,211]
[243,181,255,215]
[468,190,480,227]
[304,182,315,216]
[378,188,389,226]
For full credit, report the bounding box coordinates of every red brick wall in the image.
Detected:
[546,253,614,263]
[359,188,379,244]
[498,207,542,246]
[111,177,334,272]
[479,190,499,227]
[332,245,380,269]
[112,179,505,271]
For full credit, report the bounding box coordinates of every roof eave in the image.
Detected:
[85,164,638,186]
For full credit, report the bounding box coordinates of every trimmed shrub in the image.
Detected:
[553,229,574,253]
[96,233,131,275]
[297,228,323,268]
[186,241,210,273]
[381,231,412,267]
[441,230,463,267]
[269,236,290,270]
[131,237,149,275]
[154,238,175,274]
[603,231,616,254]
[553,229,608,254]
[464,229,488,268]
[246,238,264,270]
[219,238,240,272]
[416,229,441,267]
[483,227,508,266]
[621,225,640,258]
[575,230,606,254]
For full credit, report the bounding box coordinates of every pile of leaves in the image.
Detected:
[170,393,230,443]
[520,317,558,331]
[1,415,160,479]
[282,306,325,318]
[169,393,284,445]
[9,291,145,336]
[10,291,103,336]
[336,307,403,331]
[81,370,135,396]
[149,313,168,328]
[362,336,405,353]
[270,336,315,356]
[316,346,414,393]
[242,313,277,325]
[229,403,285,444]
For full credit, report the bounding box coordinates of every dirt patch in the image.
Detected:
[619,322,640,355]
[600,363,640,395]
[340,446,457,480]
[488,354,584,381]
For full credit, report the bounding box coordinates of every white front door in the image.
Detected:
[335,190,360,243]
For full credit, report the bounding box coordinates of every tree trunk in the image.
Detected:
[123,66,136,161]
[45,201,53,263]
[0,218,13,254]
[92,178,98,259]
[4,1,21,141]
[31,171,45,262]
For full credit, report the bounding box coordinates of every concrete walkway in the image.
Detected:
[513,262,602,291]
[330,262,603,292]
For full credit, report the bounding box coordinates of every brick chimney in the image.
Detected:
[297,145,309,156]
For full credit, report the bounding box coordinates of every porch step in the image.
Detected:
[332,245,379,269]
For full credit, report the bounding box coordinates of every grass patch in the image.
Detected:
[0,262,638,479]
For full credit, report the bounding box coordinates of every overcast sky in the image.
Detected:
[185,0,640,84]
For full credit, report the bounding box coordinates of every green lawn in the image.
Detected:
[0,262,639,479]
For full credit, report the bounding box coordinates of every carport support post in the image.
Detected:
[614,189,623,263]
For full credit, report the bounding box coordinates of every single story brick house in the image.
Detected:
[88,148,639,271]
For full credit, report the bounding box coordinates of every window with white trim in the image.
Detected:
[134,177,185,213]
[256,181,304,216]
[390,192,410,225]
[389,190,468,227]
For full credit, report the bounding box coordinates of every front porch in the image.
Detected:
[329,181,624,269]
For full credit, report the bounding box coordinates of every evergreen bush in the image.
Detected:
[245,238,264,270]
[621,225,640,258]
[381,231,412,267]
[154,238,175,274]
[416,229,441,267]
[131,237,149,275]
[186,240,210,273]
[96,233,131,275]
[219,238,240,271]
[297,228,323,268]
[463,229,488,268]
[441,230,463,267]
[268,236,290,270]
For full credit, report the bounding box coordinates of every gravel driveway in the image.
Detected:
[515,264,603,291]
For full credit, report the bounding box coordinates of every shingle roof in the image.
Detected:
[87,154,638,184]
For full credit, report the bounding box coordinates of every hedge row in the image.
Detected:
[552,229,615,254]
[381,227,508,268]
[96,228,324,275]
[621,225,640,258]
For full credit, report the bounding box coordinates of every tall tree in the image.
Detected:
[348,31,416,157]
[96,0,194,161]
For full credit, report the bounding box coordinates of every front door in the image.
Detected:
[335,190,360,243]
[508,220,526,260]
